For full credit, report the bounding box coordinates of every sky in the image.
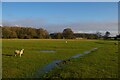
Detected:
[2,2,118,36]
[1,0,120,2]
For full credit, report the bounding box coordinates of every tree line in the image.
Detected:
[1,26,49,39]
[1,26,119,40]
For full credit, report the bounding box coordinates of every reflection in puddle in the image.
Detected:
[33,60,62,78]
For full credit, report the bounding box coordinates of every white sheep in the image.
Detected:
[14,49,24,57]
[66,41,67,43]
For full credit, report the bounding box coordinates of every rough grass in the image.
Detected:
[2,39,118,78]
[43,40,118,78]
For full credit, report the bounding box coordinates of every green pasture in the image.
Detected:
[43,40,118,78]
[2,39,118,78]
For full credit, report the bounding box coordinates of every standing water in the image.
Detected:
[33,47,98,78]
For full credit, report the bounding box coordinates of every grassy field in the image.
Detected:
[2,39,118,78]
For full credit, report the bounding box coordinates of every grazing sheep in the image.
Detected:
[14,49,24,57]
[66,41,67,43]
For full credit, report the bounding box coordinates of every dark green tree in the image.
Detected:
[36,28,49,39]
[62,28,74,39]
[27,28,37,38]
[10,31,17,38]
[54,33,63,39]
[104,31,110,39]
[2,27,12,38]
[96,32,102,39]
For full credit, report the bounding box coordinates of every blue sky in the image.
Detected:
[1,0,120,2]
[2,2,118,36]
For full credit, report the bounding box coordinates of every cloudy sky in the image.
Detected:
[2,2,118,36]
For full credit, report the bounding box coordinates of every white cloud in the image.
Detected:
[74,30,118,37]
[2,18,46,27]
[2,19,118,36]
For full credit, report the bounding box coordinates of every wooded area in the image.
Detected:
[0,26,119,40]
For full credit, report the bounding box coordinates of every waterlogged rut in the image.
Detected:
[33,47,98,78]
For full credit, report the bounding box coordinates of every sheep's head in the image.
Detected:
[21,49,24,51]
[20,49,24,54]
[21,49,24,53]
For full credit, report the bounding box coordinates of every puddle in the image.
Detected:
[33,47,98,78]
[40,50,56,53]
[90,48,98,52]
[84,51,91,54]
[70,48,98,58]
[95,42,105,44]
[92,48,98,50]
[33,60,62,78]
[70,54,83,59]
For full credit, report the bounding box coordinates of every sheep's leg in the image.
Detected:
[20,54,21,57]
[15,54,16,57]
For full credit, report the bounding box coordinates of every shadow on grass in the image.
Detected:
[2,54,14,57]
